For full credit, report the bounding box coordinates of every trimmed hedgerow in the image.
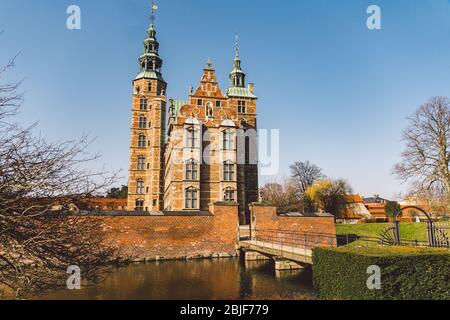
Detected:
[312,246,450,300]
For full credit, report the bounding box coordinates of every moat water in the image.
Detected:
[35,258,317,300]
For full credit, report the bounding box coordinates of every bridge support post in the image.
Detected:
[244,250,271,261]
[273,257,304,271]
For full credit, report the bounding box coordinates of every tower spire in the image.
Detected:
[229,33,246,88]
[135,2,164,81]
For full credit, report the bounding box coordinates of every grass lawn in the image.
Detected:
[335,222,428,242]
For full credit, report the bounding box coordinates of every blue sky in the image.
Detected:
[2,0,450,199]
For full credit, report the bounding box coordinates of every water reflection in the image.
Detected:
[36,257,317,300]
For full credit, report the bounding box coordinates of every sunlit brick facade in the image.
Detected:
[128,21,258,224]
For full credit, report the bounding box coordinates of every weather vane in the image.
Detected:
[235,32,239,57]
[150,1,158,24]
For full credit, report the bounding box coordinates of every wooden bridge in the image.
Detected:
[238,228,337,268]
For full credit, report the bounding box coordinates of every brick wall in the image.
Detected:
[97,203,239,261]
[249,204,337,249]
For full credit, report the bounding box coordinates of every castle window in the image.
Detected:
[136,179,145,194]
[223,161,235,181]
[185,126,199,148]
[148,82,152,92]
[135,86,140,94]
[186,159,198,180]
[216,101,221,107]
[140,97,148,110]
[197,99,203,106]
[238,100,246,113]
[135,199,144,211]
[138,134,146,147]
[139,116,147,129]
[137,156,146,170]
[185,187,198,209]
[223,129,234,150]
[206,102,213,118]
[223,187,235,202]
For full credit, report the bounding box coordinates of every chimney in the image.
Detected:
[248,83,254,93]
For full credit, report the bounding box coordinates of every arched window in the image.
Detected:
[139,116,147,128]
[185,187,198,209]
[135,199,144,211]
[136,179,145,194]
[205,102,213,118]
[224,187,235,202]
[140,97,148,110]
[185,126,198,148]
[223,161,235,181]
[138,134,146,147]
[186,159,198,180]
[223,129,234,150]
[137,156,146,170]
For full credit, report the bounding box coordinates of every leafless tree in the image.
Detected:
[0,50,121,299]
[289,161,323,199]
[260,180,300,213]
[394,97,450,204]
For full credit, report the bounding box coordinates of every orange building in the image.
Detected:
[337,194,372,224]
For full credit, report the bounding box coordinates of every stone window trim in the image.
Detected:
[184,126,200,149]
[222,129,235,150]
[223,187,236,202]
[184,186,199,210]
[138,115,147,129]
[237,100,247,114]
[137,155,146,171]
[139,97,148,111]
[223,160,235,181]
[135,199,144,212]
[136,179,145,194]
[138,134,147,148]
[185,159,199,181]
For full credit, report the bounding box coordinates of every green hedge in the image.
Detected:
[312,246,450,300]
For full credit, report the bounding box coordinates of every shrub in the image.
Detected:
[312,246,450,300]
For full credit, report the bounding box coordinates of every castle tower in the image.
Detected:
[127,18,167,212]
[226,34,259,224]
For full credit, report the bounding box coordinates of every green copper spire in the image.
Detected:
[229,33,246,88]
[135,5,164,81]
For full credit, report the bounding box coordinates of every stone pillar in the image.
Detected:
[273,257,304,270]
[244,250,270,261]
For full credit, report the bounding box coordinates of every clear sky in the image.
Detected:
[2,0,450,199]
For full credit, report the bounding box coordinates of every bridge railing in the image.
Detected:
[250,229,338,251]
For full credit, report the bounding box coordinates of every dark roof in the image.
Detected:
[363,197,389,203]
